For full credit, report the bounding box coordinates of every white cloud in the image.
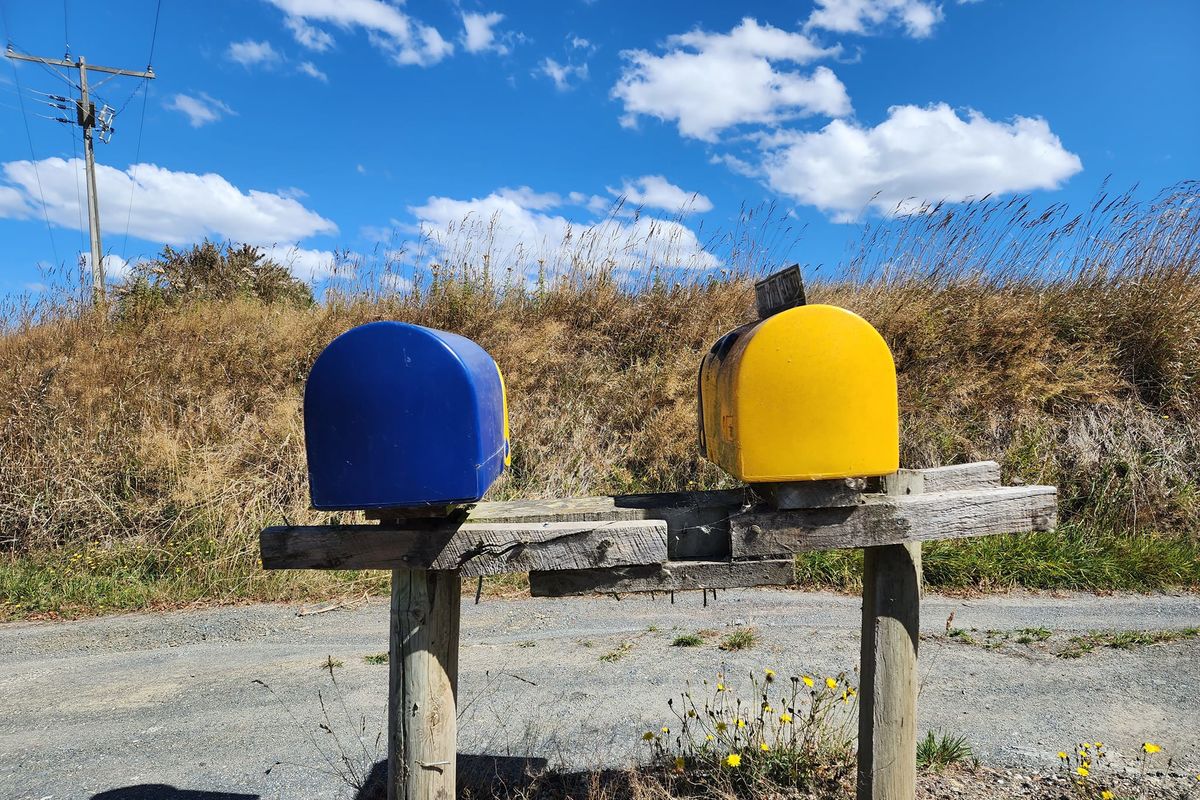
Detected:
[0,185,28,217]
[262,244,351,280]
[461,11,510,55]
[0,157,337,246]
[264,0,452,67]
[297,61,328,81]
[569,35,592,50]
[81,252,133,281]
[407,186,719,276]
[285,15,335,51]
[805,0,944,38]
[226,39,283,68]
[608,175,714,214]
[759,103,1083,221]
[612,17,849,141]
[164,93,235,127]
[537,57,588,91]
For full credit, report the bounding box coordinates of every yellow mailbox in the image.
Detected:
[698,304,898,482]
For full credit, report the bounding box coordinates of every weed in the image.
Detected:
[917,731,973,771]
[517,641,536,649]
[1058,628,1200,659]
[363,653,388,665]
[600,642,633,662]
[719,628,758,651]
[672,633,705,647]
[321,655,344,670]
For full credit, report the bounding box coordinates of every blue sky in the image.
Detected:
[1,0,1197,294]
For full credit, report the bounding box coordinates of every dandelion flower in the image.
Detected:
[760,742,770,752]
[706,734,715,742]
[1094,742,1103,748]
[726,753,741,768]
[764,668,776,682]
[1101,791,1113,800]
[736,718,746,729]
[1076,767,1089,777]
[661,726,670,734]
[779,713,793,724]
[803,676,814,688]
[1142,743,1161,754]
[717,683,726,692]
[825,677,838,689]
[1058,752,1068,760]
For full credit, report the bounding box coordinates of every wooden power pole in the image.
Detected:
[5,46,154,306]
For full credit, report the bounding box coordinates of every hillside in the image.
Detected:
[2,185,1198,618]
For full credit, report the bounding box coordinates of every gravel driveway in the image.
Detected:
[1,588,1197,799]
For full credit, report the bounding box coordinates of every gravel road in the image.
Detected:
[1,588,1197,799]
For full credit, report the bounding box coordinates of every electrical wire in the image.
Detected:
[120,0,162,260]
[2,0,62,268]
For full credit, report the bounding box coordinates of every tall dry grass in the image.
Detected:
[1,183,1198,617]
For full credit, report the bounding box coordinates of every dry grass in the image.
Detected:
[2,183,1199,618]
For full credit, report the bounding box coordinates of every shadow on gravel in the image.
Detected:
[355,754,553,799]
[90,787,259,800]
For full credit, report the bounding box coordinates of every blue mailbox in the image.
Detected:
[304,321,510,510]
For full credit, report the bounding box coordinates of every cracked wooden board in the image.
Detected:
[528,559,796,597]
[260,519,669,577]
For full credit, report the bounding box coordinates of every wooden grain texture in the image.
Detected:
[528,559,795,597]
[730,485,1056,558]
[753,477,869,509]
[856,542,921,800]
[881,461,1001,495]
[389,569,460,800]
[261,520,669,576]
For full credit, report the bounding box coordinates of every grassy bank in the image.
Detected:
[2,185,1199,619]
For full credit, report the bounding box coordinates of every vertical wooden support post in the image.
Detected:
[857,541,922,800]
[389,568,461,800]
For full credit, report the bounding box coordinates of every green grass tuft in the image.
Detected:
[917,731,974,771]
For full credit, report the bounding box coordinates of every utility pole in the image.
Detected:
[5,46,154,307]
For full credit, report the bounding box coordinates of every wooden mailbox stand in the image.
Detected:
[261,461,1056,800]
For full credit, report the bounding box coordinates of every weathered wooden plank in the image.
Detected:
[856,542,921,800]
[389,568,459,800]
[528,559,795,597]
[730,485,1056,558]
[466,496,645,523]
[260,519,669,577]
[753,477,869,509]
[881,461,1001,496]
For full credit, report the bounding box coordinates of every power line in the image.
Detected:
[121,0,162,261]
[6,48,62,271]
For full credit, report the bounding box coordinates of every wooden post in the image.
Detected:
[856,541,921,800]
[389,568,461,800]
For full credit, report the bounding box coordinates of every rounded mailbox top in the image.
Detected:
[698,304,898,482]
[304,321,509,510]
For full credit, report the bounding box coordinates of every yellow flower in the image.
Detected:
[825,677,838,689]
[674,756,685,771]
[706,734,715,742]
[1142,743,1161,754]
[642,732,655,741]
[1094,742,1103,748]
[716,683,726,692]
[716,722,728,732]
[764,668,776,682]
[726,753,741,768]
[688,709,696,718]
[661,726,670,734]
[1076,767,1089,777]
[1058,752,1068,760]
[803,676,814,688]
[1101,791,1113,800]
[779,713,793,724]
[760,742,770,752]
[736,718,746,729]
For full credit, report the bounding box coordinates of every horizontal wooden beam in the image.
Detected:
[880,461,1001,495]
[730,485,1056,558]
[261,519,668,577]
[529,559,796,597]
